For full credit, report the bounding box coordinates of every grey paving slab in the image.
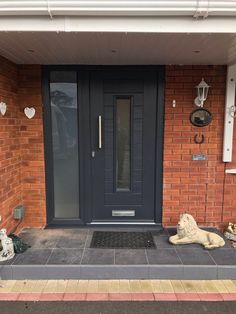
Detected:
[34,236,59,249]
[209,248,236,265]
[45,265,81,279]
[183,266,218,279]
[115,249,148,265]
[217,266,236,279]
[80,266,119,279]
[46,248,83,265]
[12,249,52,265]
[153,236,173,248]
[56,235,87,249]
[87,227,163,234]
[58,228,89,235]
[176,248,216,265]
[146,249,182,265]
[20,234,58,249]
[85,234,93,248]
[81,249,115,265]
[38,229,65,236]
[4,227,234,280]
[114,266,149,279]
[151,228,169,237]
[20,228,44,235]
[149,265,184,279]
[12,266,48,279]
[0,266,12,279]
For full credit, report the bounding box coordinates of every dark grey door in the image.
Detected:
[90,70,157,222]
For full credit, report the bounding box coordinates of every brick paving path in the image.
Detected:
[0,280,236,301]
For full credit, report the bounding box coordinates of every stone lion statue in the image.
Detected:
[0,229,15,262]
[169,213,225,249]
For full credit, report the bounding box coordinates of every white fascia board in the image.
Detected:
[223,64,236,162]
[1,1,236,17]
[1,16,236,33]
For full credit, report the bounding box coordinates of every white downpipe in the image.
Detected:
[1,1,236,16]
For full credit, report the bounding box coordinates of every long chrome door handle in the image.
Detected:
[98,115,102,149]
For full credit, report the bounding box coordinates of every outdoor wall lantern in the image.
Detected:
[0,101,7,116]
[194,78,210,107]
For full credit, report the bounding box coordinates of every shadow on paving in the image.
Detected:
[0,301,236,314]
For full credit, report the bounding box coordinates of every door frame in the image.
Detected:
[42,65,165,226]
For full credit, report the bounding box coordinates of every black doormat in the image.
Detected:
[90,231,156,249]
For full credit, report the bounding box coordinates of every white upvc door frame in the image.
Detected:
[223,64,236,162]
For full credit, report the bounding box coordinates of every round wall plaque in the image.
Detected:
[189,108,212,127]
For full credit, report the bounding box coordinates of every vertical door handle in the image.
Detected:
[98,115,102,149]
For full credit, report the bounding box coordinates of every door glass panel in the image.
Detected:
[50,71,79,218]
[116,97,131,191]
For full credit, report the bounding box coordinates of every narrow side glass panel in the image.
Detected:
[50,71,79,218]
[116,97,131,191]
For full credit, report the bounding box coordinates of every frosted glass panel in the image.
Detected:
[116,97,131,191]
[50,71,79,218]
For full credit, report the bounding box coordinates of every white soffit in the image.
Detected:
[0,32,236,65]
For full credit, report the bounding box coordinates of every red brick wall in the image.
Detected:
[0,59,45,232]
[0,56,23,232]
[163,65,231,229]
[1,59,235,231]
[18,65,46,228]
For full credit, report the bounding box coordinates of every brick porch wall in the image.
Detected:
[163,65,236,228]
[0,57,46,232]
[0,59,235,231]
[18,65,46,228]
[0,56,22,232]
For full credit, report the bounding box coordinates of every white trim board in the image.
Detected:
[223,64,236,162]
[1,16,236,33]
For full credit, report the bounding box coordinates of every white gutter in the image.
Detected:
[1,1,236,17]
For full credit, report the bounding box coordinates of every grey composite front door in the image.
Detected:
[90,70,158,222]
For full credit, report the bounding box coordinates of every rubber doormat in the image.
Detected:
[90,231,156,249]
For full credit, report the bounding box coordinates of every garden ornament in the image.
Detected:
[169,213,225,249]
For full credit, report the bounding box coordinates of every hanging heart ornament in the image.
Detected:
[0,102,7,116]
[24,107,36,119]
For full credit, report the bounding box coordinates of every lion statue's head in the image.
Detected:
[0,229,7,240]
[177,213,198,238]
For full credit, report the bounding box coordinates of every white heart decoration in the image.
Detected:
[24,107,36,119]
[0,102,7,116]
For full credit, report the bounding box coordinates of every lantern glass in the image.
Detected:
[195,78,210,106]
